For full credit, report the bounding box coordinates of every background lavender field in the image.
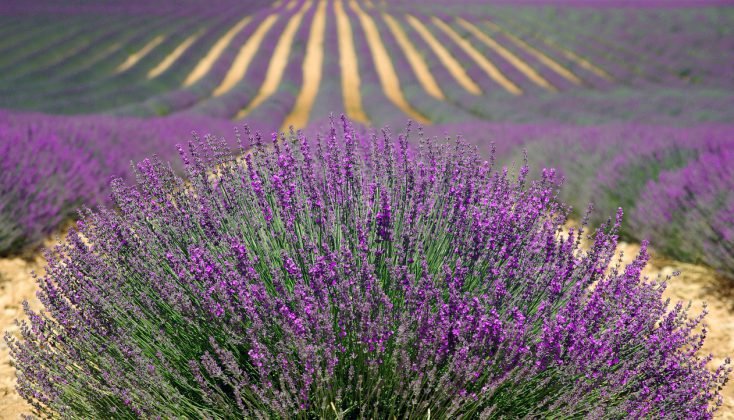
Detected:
[0,0,733,417]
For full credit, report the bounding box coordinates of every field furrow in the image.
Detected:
[482,19,585,87]
[235,0,313,120]
[334,0,370,124]
[282,0,328,130]
[432,16,522,95]
[147,30,204,79]
[349,0,429,124]
[183,15,253,87]
[457,18,557,92]
[212,14,280,97]
[382,13,445,101]
[406,14,482,95]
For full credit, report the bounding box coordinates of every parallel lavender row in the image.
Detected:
[0,111,236,255]
[426,122,734,279]
[7,119,729,417]
[387,2,734,90]
[2,0,733,126]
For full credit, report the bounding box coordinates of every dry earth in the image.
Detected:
[0,240,732,418]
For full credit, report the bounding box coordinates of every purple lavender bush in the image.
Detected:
[7,118,729,418]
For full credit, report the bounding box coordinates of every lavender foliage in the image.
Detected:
[7,118,729,418]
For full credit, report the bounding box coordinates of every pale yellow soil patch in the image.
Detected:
[212,14,280,97]
[334,0,370,125]
[457,18,557,92]
[349,0,429,124]
[613,242,734,419]
[490,18,613,82]
[364,0,375,9]
[183,15,253,87]
[406,15,482,96]
[483,20,584,86]
[383,13,445,100]
[115,35,165,73]
[286,0,299,11]
[235,1,313,120]
[148,30,203,79]
[432,17,522,95]
[0,255,45,419]
[281,0,328,130]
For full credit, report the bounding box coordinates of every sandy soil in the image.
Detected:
[147,31,203,79]
[0,255,43,418]
[212,15,279,98]
[1,241,732,418]
[115,35,165,73]
[349,0,430,124]
[281,0,328,130]
[405,14,483,95]
[383,13,445,101]
[334,0,370,125]
[235,0,312,120]
[183,15,253,87]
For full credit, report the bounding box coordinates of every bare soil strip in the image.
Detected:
[235,1,313,120]
[212,15,280,97]
[147,31,203,79]
[334,0,370,125]
[383,13,445,101]
[282,0,328,130]
[432,17,522,95]
[115,35,165,73]
[406,15,482,96]
[349,0,430,124]
[1,256,45,418]
[490,18,613,82]
[457,18,557,92]
[482,20,584,86]
[182,15,253,87]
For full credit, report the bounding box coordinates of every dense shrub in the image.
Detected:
[7,118,729,418]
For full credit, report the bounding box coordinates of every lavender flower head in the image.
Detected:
[6,117,730,418]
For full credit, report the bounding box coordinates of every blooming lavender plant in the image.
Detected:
[7,117,729,418]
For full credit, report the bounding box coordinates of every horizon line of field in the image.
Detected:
[1,0,638,129]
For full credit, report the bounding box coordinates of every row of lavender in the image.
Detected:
[0,111,238,255]
[421,122,734,279]
[389,3,734,90]
[3,110,733,281]
[1,1,732,126]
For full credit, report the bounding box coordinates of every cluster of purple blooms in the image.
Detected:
[7,118,729,417]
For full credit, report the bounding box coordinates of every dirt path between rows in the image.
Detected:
[1,242,732,418]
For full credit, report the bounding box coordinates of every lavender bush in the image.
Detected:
[7,118,729,418]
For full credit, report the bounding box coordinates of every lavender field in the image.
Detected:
[1,0,733,417]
